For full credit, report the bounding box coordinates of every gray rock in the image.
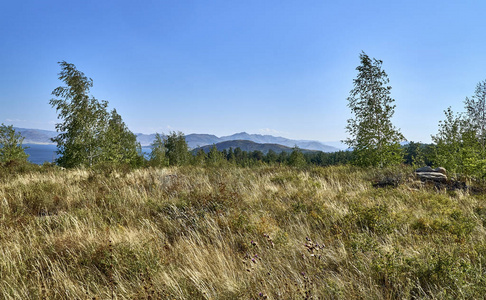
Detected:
[416,172,448,183]
[415,166,448,182]
[415,166,434,173]
[433,167,447,175]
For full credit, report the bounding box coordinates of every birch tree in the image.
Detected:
[50,61,109,167]
[344,52,405,167]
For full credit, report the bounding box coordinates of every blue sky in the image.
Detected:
[1,1,485,143]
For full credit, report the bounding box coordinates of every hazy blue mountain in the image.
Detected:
[185,134,221,148]
[14,127,57,144]
[219,132,339,152]
[135,133,157,146]
[12,128,341,152]
[193,140,317,154]
[135,133,221,148]
[322,140,348,150]
[220,132,289,144]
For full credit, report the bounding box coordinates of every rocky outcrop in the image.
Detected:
[415,166,448,183]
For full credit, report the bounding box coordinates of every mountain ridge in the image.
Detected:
[13,127,342,152]
[136,131,341,152]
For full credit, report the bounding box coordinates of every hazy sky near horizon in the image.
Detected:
[1,1,486,143]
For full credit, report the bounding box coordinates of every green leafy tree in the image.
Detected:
[0,124,29,163]
[460,129,483,176]
[207,145,225,166]
[50,61,109,167]
[344,52,405,167]
[463,80,486,174]
[288,147,307,168]
[403,141,425,167]
[164,132,189,166]
[464,80,486,149]
[265,149,278,164]
[226,147,237,165]
[149,133,167,167]
[432,107,463,173]
[433,81,486,178]
[277,151,288,165]
[192,149,207,166]
[50,62,140,168]
[103,109,143,166]
[233,147,247,166]
[251,150,264,162]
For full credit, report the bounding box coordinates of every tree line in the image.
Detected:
[1,57,486,178]
[148,137,355,168]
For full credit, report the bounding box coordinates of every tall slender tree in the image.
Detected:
[149,133,167,167]
[344,52,405,167]
[464,81,486,152]
[50,61,140,168]
[50,61,109,167]
[431,107,463,173]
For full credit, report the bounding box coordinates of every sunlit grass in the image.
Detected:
[1,164,486,299]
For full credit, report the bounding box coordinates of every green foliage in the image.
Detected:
[288,147,307,168]
[277,151,288,164]
[402,141,425,167]
[149,133,167,167]
[432,107,464,174]
[306,150,353,166]
[464,80,486,147]
[345,52,405,167]
[50,61,109,167]
[50,62,140,168]
[406,142,436,167]
[0,124,29,163]
[207,145,226,167]
[102,109,143,167]
[433,81,486,178]
[351,203,397,234]
[264,149,278,164]
[192,149,207,166]
[164,131,190,166]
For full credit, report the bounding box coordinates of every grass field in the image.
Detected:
[1,165,486,299]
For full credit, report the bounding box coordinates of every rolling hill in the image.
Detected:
[192,140,318,154]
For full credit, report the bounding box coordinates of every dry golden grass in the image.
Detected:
[1,165,486,299]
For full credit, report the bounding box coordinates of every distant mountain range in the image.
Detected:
[14,128,58,144]
[14,127,343,153]
[136,132,342,152]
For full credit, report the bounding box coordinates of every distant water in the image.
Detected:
[24,144,58,164]
[24,144,152,165]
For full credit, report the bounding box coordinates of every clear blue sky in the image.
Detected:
[1,1,485,143]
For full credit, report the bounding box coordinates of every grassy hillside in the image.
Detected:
[1,165,486,299]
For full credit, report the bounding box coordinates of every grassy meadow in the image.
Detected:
[1,164,486,299]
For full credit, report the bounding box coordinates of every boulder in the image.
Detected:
[415,166,433,173]
[416,172,448,183]
[433,167,447,175]
[415,166,448,183]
